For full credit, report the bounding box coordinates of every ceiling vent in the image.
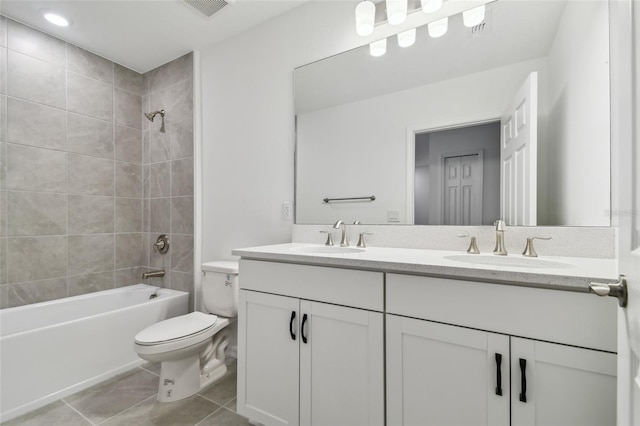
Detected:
[182,0,232,18]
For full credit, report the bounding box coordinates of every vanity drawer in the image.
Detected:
[386,273,617,352]
[239,260,384,311]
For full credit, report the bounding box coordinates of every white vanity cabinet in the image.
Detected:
[386,273,617,426]
[237,260,385,426]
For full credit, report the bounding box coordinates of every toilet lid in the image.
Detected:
[135,312,218,345]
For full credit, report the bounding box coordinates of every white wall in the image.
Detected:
[296,57,547,224]
[200,1,366,263]
[545,1,610,226]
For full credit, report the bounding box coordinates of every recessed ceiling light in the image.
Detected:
[43,12,70,27]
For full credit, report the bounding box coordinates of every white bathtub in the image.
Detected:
[0,284,188,422]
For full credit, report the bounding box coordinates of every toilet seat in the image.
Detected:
[135,312,228,356]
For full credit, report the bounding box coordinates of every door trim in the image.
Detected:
[406,114,500,224]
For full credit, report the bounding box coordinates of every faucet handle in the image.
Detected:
[457,233,480,254]
[357,232,373,248]
[522,236,552,257]
[319,230,334,246]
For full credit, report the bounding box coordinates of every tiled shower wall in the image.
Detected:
[142,53,195,308]
[0,16,144,308]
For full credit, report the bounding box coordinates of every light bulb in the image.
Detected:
[386,0,407,25]
[43,12,69,27]
[397,28,416,48]
[428,17,448,38]
[370,38,387,57]
[421,0,442,13]
[355,0,376,36]
[463,5,485,27]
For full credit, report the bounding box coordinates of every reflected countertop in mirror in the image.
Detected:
[294,0,611,227]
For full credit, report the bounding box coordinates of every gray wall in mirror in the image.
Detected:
[294,0,611,226]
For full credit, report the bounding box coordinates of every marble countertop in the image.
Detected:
[232,243,619,291]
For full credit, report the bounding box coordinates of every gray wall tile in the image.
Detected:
[149,125,170,163]
[0,190,6,237]
[170,271,194,311]
[170,119,193,159]
[115,162,142,197]
[8,278,67,307]
[114,64,143,95]
[6,144,67,192]
[115,267,145,287]
[171,79,193,123]
[67,44,113,84]
[115,89,142,129]
[1,94,6,142]
[68,271,114,296]
[68,195,114,234]
[149,86,172,124]
[0,16,6,47]
[170,234,193,273]
[171,158,193,196]
[171,196,193,234]
[0,142,6,188]
[149,198,170,232]
[7,98,66,149]
[1,46,6,95]
[142,127,150,164]
[116,233,143,269]
[67,113,114,158]
[149,161,170,197]
[115,125,141,163]
[7,236,67,282]
[116,198,142,232]
[142,164,149,198]
[7,20,66,66]
[68,234,114,276]
[67,71,113,121]
[8,50,65,108]
[0,237,6,284]
[8,191,67,236]
[68,154,114,195]
[0,284,7,308]
[143,199,150,232]
[146,52,193,94]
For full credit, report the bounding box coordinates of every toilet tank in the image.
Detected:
[201,261,239,318]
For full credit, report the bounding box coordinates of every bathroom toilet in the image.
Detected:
[134,261,239,402]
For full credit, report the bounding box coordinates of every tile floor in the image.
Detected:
[3,360,251,426]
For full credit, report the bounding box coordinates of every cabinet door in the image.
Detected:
[299,301,384,426]
[387,315,509,426]
[511,337,617,426]
[237,291,300,426]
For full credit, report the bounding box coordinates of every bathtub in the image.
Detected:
[0,284,188,422]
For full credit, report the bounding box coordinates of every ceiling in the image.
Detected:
[0,0,304,73]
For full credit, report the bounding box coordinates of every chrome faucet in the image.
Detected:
[333,220,349,247]
[142,269,165,279]
[493,220,508,256]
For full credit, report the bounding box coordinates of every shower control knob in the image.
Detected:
[154,234,170,254]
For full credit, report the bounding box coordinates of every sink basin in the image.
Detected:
[444,254,572,269]
[291,246,365,254]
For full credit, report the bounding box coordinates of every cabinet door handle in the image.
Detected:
[289,311,296,340]
[495,353,503,396]
[519,358,527,403]
[301,313,308,344]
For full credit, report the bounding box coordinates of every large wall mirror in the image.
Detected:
[294,0,610,226]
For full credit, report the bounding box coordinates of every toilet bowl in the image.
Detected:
[134,261,239,402]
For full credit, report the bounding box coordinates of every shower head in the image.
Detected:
[144,110,166,133]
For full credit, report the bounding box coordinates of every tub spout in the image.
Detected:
[142,270,165,279]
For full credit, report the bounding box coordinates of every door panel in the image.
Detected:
[238,291,300,426]
[387,315,509,426]
[501,72,537,225]
[511,337,616,426]
[299,301,384,426]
